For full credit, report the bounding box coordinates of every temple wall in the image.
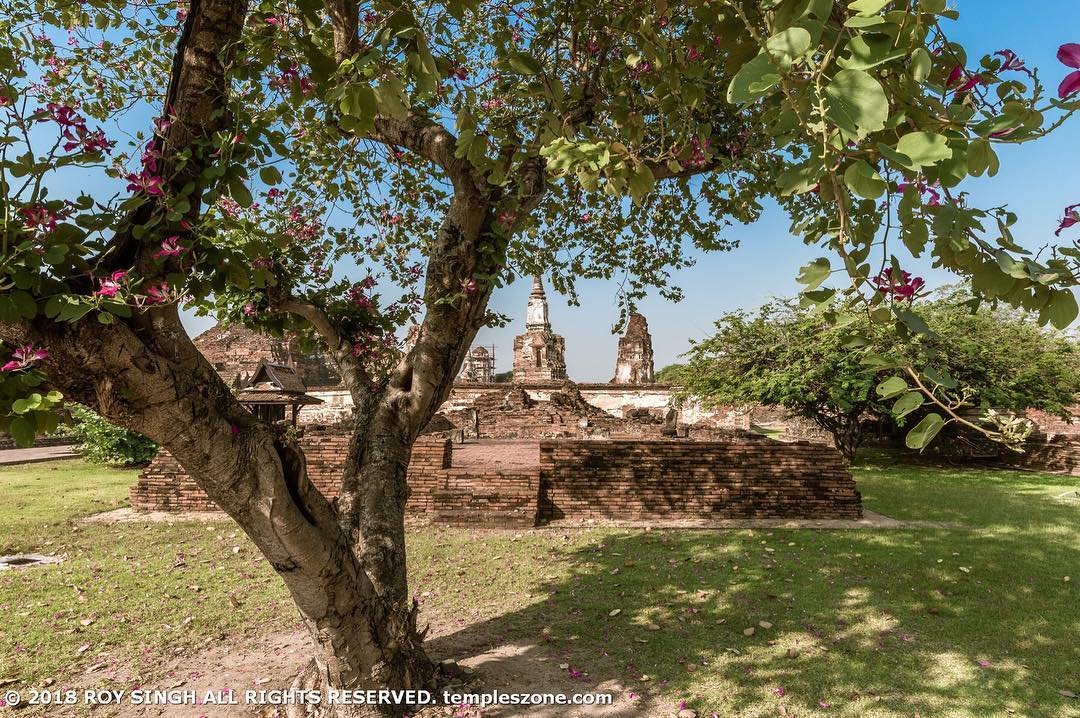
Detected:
[132,430,862,525]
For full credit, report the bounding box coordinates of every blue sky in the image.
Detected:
[466,1,1080,380]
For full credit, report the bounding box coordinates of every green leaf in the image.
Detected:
[797,257,831,290]
[765,27,812,66]
[776,160,823,195]
[838,35,906,70]
[909,47,932,82]
[895,132,952,168]
[374,79,409,119]
[727,53,781,104]
[966,139,998,177]
[848,0,890,15]
[843,160,887,199]
[895,307,937,336]
[823,69,889,139]
[227,177,253,208]
[1040,290,1079,330]
[876,375,909,399]
[9,415,36,448]
[905,412,945,450]
[259,166,282,185]
[892,391,924,419]
[507,51,543,75]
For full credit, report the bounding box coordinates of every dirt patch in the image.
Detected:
[23,626,647,718]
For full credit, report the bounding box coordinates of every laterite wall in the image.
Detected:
[537,439,862,521]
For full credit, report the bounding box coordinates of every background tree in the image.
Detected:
[678,292,1080,461]
[1,1,1079,715]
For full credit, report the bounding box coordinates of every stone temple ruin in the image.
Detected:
[511,276,568,382]
[612,313,655,384]
[132,277,864,525]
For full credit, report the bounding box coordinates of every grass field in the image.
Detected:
[0,456,1077,717]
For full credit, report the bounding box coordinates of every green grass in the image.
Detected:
[1,457,1078,718]
[0,460,134,550]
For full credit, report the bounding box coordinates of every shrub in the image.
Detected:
[67,404,158,467]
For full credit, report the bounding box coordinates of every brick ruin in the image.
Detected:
[132,429,863,526]
[193,323,340,389]
[511,276,567,382]
[612,313,655,384]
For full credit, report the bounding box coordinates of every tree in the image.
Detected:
[678,292,1080,462]
[679,301,879,461]
[1,1,1079,715]
[655,363,686,383]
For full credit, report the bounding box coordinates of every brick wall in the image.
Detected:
[131,429,453,514]
[1003,433,1080,475]
[133,432,863,525]
[537,439,862,521]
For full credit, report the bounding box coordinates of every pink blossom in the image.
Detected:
[154,235,185,259]
[687,46,702,62]
[265,15,284,28]
[448,66,468,81]
[145,282,170,304]
[994,49,1032,77]
[873,267,925,302]
[63,126,114,154]
[773,686,786,697]
[125,169,164,196]
[498,210,516,228]
[19,205,59,233]
[96,270,127,298]
[461,278,477,293]
[242,303,257,316]
[1055,202,1079,236]
[945,65,980,94]
[1058,43,1080,98]
[818,699,830,708]
[1,344,48,371]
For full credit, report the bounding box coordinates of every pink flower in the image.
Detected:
[63,126,114,154]
[242,303,257,316]
[1,344,48,371]
[154,235,185,259]
[818,699,830,708]
[265,15,283,27]
[498,210,516,228]
[145,282,170,304]
[1055,202,1079,236]
[19,205,59,233]
[873,268,925,302]
[125,169,164,196]
[773,687,786,697]
[687,46,702,62]
[994,49,1032,77]
[946,65,980,94]
[461,278,477,293]
[96,270,127,298]
[448,66,468,81]
[1058,43,1080,98]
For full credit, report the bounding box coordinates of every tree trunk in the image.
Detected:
[831,418,863,464]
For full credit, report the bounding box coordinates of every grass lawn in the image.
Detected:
[1,456,1077,717]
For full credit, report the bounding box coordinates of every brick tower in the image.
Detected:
[512,276,567,382]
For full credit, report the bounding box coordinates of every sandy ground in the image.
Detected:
[23,625,649,718]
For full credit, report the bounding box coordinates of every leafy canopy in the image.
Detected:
[0,0,1078,450]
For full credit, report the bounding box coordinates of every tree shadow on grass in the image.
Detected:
[421,488,1078,718]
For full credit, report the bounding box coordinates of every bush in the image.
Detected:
[68,404,158,467]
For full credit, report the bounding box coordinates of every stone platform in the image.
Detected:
[131,433,862,528]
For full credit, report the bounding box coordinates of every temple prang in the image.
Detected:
[511,276,567,382]
[612,312,655,384]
